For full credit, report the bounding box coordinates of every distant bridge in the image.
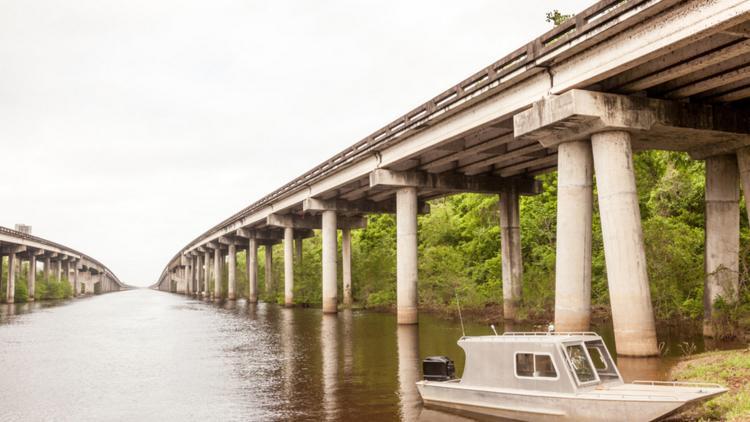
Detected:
[1,226,125,302]
[156,0,750,357]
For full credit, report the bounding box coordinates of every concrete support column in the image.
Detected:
[704,154,740,337]
[554,140,594,331]
[499,184,523,320]
[6,253,16,304]
[228,244,237,300]
[44,257,50,282]
[55,261,61,282]
[195,255,202,296]
[397,187,419,325]
[213,248,222,300]
[284,227,294,307]
[248,238,258,303]
[321,210,338,314]
[63,260,70,282]
[186,261,192,296]
[591,131,657,356]
[203,251,210,298]
[73,262,79,296]
[28,255,36,301]
[265,245,273,295]
[342,227,352,308]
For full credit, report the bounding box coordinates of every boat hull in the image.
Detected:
[417,381,725,422]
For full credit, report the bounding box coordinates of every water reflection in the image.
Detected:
[321,314,339,421]
[397,325,421,421]
[0,291,746,421]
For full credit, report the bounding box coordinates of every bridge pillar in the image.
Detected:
[592,131,657,356]
[73,261,79,297]
[228,244,237,300]
[55,260,62,282]
[342,227,352,308]
[28,254,37,301]
[6,252,16,304]
[704,154,740,337]
[192,256,198,296]
[499,184,523,321]
[554,140,594,332]
[265,245,274,296]
[284,227,294,307]
[397,187,418,325]
[186,259,192,296]
[322,210,338,314]
[213,248,222,301]
[248,238,258,303]
[203,251,210,299]
[44,257,50,282]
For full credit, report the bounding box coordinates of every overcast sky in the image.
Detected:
[0,0,591,286]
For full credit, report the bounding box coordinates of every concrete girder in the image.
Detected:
[369,169,542,195]
[513,89,750,157]
[266,214,367,230]
[302,197,430,215]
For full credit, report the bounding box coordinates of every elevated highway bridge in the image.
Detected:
[156,0,750,357]
[0,226,125,301]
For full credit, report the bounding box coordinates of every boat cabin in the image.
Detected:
[458,332,623,393]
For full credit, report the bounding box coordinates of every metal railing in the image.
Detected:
[503,332,600,336]
[632,380,725,389]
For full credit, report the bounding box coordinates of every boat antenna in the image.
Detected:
[455,289,466,337]
[490,324,499,336]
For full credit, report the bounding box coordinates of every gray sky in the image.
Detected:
[0,0,591,286]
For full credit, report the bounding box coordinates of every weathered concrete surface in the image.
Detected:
[213,248,222,301]
[6,252,16,304]
[342,228,352,308]
[248,238,258,303]
[592,131,658,357]
[704,154,740,337]
[228,244,237,300]
[28,253,37,301]
[514,89,750,156]
[499,184,522,321]
[554,140,594,332]
[322,210,338,314]
[397,187,418,325]
[284,227,294,307]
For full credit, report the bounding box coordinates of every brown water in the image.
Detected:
[0,289,742,421]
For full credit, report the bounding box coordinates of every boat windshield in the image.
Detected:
[585,339,620,380]
[565,343,597,384]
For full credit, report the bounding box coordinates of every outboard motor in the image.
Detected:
[422,356,455,381]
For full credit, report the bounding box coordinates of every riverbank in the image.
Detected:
[667,348,750,421]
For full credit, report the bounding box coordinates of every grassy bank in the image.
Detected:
[668,349,750,421]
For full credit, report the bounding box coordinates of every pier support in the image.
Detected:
[592,131,657,356]
[203,250,210,298]
[265,245,273,295]
[73,261,79,296]
[44,257,50,282]
[28,254,37,301]
[704,154,740,337]
[499,184,522,320]
[342,227,352,308]
[397,187,418,325]
[6,252,16,304]
[284,227,294,307]
[248,238,258,303]
[228,244,236,300]
[554,140,594,332]
[322,210,338,314]
[213,247,222,301]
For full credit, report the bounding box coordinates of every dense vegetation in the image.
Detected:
[0,258,74,303]
[223,151,749,329]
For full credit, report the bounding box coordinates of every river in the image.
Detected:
[0,289,741,421]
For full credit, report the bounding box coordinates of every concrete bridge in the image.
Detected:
[0,226,125,302]
[156,0,750,356]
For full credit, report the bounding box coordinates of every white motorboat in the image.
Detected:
[416,332,727,422]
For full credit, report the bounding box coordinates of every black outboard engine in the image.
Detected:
[422,356,455,381]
